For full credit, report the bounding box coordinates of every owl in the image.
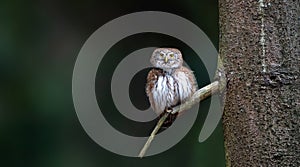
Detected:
[146,48,197,127]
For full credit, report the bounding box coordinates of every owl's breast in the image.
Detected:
[151,74,179,114]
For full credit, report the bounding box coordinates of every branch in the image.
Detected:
[138,80,220,158]
[172,80,220,115]
[138,112,170,158]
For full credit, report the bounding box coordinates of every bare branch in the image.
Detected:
[138,112,169,158]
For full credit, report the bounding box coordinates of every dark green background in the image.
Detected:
[0,0,225,166]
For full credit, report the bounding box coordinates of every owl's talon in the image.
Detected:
[158,110,178,128]
[166,107,172,113]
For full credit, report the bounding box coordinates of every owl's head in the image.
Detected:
[150,48,183,70]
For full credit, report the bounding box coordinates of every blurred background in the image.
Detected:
[0,0,225,166]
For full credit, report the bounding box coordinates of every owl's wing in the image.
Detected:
[174,66,198,103]
[146,68,164,114]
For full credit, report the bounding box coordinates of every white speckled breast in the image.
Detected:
[151,71,194,115]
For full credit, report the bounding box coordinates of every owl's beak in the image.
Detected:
[164,57,168,63]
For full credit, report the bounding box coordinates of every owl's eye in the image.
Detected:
[159,53,164,57]
[169,54,174,58]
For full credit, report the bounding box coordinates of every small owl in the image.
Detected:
[146,48,197,127]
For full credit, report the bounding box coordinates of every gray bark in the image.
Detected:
[220,0,300,166]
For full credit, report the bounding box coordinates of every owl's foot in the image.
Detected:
[158,108,178,128]
[165,107,173,113]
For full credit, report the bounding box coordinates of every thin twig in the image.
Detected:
[138,112,169,158]
[138,80,220,158]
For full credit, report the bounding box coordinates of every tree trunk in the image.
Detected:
[219,0,299,166]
